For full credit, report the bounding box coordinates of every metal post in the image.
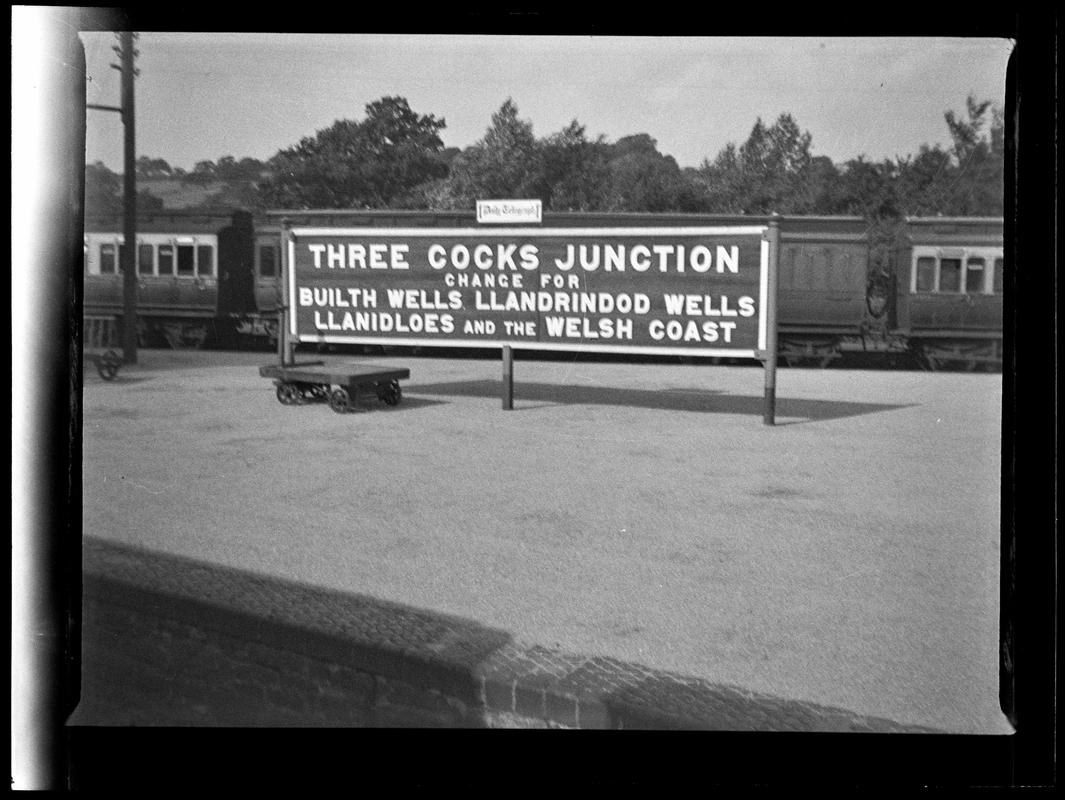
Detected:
[502,346,513,410]
[279,222,296,366]
[763,214,781,425]
[276,301,287,366]
[278,221,290,365]
[120,30,137,364]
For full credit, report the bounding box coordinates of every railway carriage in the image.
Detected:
[81,209,1004,370]
[898,217,1005,370]
[83,209,281,349]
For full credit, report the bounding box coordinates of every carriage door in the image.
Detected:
[216,211,257,318]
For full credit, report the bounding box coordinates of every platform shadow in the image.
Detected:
[284,394,448,412]
[410,379,912,422]
[82,374,156,386]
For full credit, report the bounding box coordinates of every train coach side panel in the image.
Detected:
[898,218,1004,337]
[775,239,869,331]
[905,293,1003,334]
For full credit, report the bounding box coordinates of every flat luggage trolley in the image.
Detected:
[260,362,410,414]
[87,349,123,381]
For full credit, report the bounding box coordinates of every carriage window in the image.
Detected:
[259,245,277,278]
[177,244,195,275]
[965,257,986,293]
[138,244,154,275]
[158,244,174,275]
[993,258,1003,294]
[99,243,117,274]
[939,258,962,292]
[197,245,214,277]
[915,257,936,292]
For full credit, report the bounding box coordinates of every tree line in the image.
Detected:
[86,94,1004,219]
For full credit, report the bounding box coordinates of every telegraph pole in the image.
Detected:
[120,31,137,363]
[87,31,138,363]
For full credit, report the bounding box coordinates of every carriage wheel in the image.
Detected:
[97,360,118,381]
[329,388,351,414]
[383,380,402,406]
[97,350,121,381]
[276,382,302,405]
[310,384,330,401]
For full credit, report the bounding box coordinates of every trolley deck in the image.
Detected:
[260,362,409,413]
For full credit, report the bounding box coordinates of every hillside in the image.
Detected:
[138,178,227,209]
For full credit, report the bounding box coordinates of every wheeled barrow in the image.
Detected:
[87,349,123,381]
[260,362,410,414]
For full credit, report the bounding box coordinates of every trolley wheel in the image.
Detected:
[380,380,402,406]
[309,384,330,401]
[97,350,121,381]
[276,382,302,405]
[329,387,351,414]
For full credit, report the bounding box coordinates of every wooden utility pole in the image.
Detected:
[88,31,138,363]
[119,31,137,363]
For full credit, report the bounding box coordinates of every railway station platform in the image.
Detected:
[72,349,1010,736]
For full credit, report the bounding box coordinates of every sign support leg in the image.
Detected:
[276,304,287,366]
[502,346,513,410]
[763,215,781,426]
[763,374,777,425]
[280,222,295,366]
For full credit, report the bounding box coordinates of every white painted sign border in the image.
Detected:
[285,224,771,359]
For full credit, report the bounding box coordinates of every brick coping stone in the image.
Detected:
[80,536,938,732]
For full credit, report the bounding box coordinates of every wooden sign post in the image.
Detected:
[763,215,781,426]
[502,345,514,410]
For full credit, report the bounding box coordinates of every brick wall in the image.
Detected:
[72,538,935,732]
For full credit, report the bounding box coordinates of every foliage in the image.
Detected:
[86,93,1005,219]
[599,133,702,212]
[135,156,173,178]
[695,114,817,214]
[85,161,122,214]
[538,120,611,211]
[84,160,163,215]
[444,99,544,208]
[261,96,448,209]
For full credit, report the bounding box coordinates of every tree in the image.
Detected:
[85,161,122,215]
[895,145,955,216]
[831,156,901,219]
[135,156,173,179]
[85,161,165,214]
[445,99,543,208]
[184,159,218,185]
[696,113,816,214]
[262,96,448,209]
[941,95,1004,215]
[538,120,611,211]
[598,133,701,212]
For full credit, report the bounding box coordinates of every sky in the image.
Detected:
[78,33,1014,174]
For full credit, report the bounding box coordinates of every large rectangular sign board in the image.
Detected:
[285,225,772,358]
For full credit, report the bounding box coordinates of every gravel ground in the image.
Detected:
[80,349,1011,734]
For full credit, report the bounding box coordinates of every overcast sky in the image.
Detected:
[80,33,1013,173]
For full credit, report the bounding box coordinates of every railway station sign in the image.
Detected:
[285,224,772,359]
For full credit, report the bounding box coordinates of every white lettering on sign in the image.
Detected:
[543,317,634,340]
[428,243,539,271]
[299,286,378,308]
[552,243,737,273]
[312,310,455,334]
[648,319,739,343]
[661,294,757,317]
[307,243,410,269]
